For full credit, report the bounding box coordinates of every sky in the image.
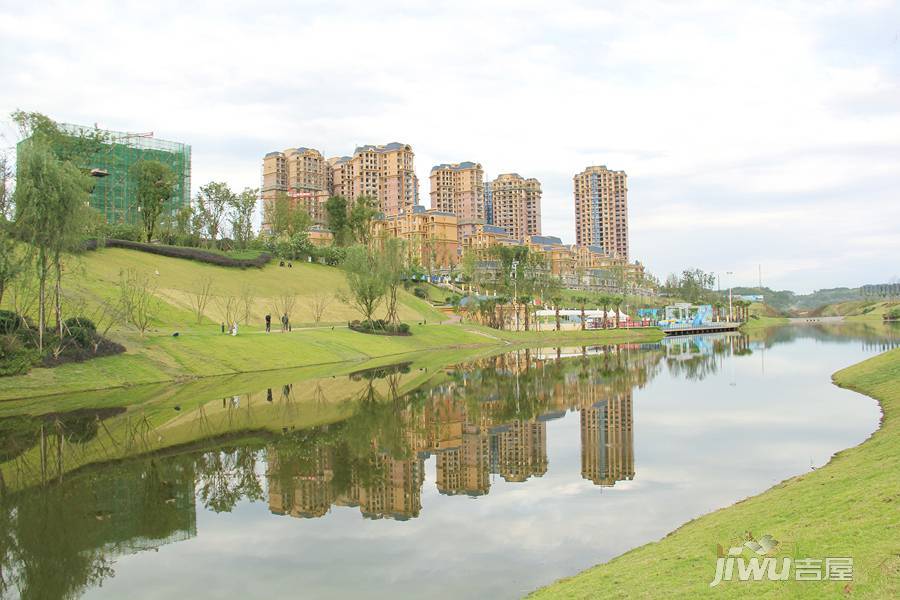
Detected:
[1,0,898,293]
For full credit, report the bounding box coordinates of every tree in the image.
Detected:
[195,181,235,244]
[266,191,310,240]
[308,292,331,324]
[0,154,24,306]
[549,294,564,331]
[597,294,612,328]
[188,275,214,324]
[325,196,351,245]
[119,268,158,336]
[380,237,406,325]
[573,295,589,331]
[130,160,176,242]
[341,245,387,325]
[349,196,378,245]
[229,187,258,248]
[13,138,93,349]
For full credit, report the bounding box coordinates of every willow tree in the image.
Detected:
[130,159,176,242]
[341,245,387,325]
[14,138,92,349]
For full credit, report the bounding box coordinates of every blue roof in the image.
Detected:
[484,225,509,235]
[431,161,479,172]
[531,235,563,245]
[265,151,283,158]
[354,142,409,154]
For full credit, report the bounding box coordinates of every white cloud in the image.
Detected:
[1,0,898,292]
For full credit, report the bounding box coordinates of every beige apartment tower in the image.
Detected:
[573,165,628,259]
[329,143,419,217]
[490,173,542,241]
[261,147,330,227]
[430,162,485,221]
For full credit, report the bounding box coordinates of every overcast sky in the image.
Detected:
[2,0,898,293]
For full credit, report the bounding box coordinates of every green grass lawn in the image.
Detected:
[531,347,900,599]
[0,247,664,400]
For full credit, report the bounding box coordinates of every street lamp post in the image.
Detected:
[726,271,734,322]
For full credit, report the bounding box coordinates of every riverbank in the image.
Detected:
[531,346,900,598]
[0,323,663,401]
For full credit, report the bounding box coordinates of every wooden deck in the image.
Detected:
[662,323,741,336]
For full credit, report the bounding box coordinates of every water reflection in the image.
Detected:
[0,323,896,599]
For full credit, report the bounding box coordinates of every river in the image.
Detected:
[0,322,897,599]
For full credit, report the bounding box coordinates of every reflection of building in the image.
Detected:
[580,393,634,486]
[491,420,548,482]
[268,447,334,518]
[435,425,491,496]
[355,454,424,521]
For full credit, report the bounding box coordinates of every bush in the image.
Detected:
[66,326,95,349]
[0,311,24,335]
[414,287,427,299]
[348,319,412,336]
[104,223,144,242]
[64,316,96,332]
[886,307,900,320]
[102,239,272,268]
[0,335,39,377]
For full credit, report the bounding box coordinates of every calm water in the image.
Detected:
[1,323,897,599]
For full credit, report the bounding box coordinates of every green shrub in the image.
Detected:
[886,307,900,320]
[66,326,95,349]
[0,311,23,335]
[64,316,96,332]
[414,287,427,299]
[0,335,39,377]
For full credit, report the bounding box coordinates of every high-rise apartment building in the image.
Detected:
[573,165,628,259]
[490,173,542,241]
[329,142,419,216]
[484,179,494,225]
[429,162,484,221]
[261,147,330,227]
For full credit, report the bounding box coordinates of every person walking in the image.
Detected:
[281,314,288,333]
[265,314,271,333]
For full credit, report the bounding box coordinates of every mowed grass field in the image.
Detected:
[0,247,664,400]
[531,347,900,599]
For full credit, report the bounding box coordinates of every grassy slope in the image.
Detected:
[531,348,900,599]
[0,248,663,400]
[812,300,899,322]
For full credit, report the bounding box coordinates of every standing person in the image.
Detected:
[231,322,238,336]
[265,314,271,333]
[281,314,287,332]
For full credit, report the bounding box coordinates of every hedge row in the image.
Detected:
[85,239,272,268]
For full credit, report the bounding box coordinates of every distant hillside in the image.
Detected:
[731,283,899,314]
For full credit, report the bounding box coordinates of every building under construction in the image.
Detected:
[28,124,192,224]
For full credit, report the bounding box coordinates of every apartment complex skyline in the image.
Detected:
[261,142,419,230]
[489,173,542,241]
[259,145,630,262]
[574,165,629,260]
[429,161,485,222]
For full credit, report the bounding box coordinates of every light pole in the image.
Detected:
[726,271,734,322]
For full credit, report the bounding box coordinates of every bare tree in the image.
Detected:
[215,295,240,331]
[272,294,297,331]
[119,268,158,336]
[308,292,331,324]
[239,284,255,325]
[188,275,214,324]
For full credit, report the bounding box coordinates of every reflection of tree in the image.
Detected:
[0,457,196,600]
[196,447,264,513]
